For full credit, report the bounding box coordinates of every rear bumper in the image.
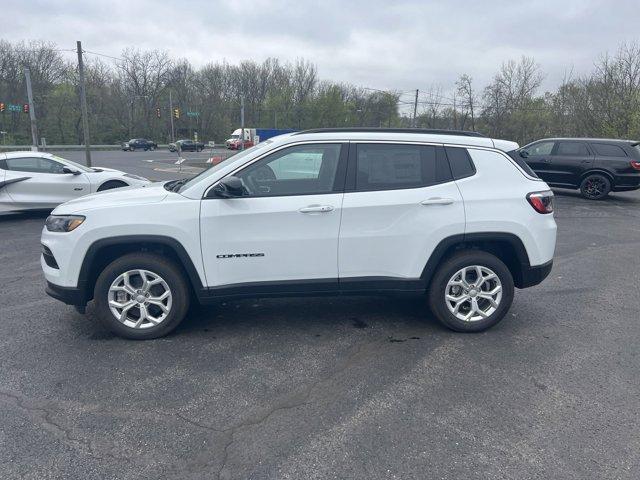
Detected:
[46,281,86,306]
[515,260,553,288]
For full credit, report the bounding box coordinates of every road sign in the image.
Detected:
[186,111,200,117]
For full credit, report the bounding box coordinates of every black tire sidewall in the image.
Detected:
[94,253,190,339]
[428,251,514,332]
[580,174,611,200]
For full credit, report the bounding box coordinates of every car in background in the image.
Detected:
[122,138,157,151]
[168,139,205,152]
[0,151,150,212]
[228,138,254,150]
[514,138,640,199]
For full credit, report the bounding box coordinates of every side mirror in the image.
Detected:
[209,176,245,198]
[519,150,529,159]
[63,166,81,175]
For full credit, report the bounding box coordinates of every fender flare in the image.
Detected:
[579,169,615,183]
[420,232,531,287]
[76,235,204,303]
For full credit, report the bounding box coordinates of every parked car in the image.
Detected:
[514,138,640,199]
[0,151,149,212]
[42,128,556,340]
[168,139,205,152]
[122,138,157,151]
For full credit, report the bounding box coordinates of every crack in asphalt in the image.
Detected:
[0,389,133,466]
[169,339,380,479]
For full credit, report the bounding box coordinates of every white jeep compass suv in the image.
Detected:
[41,128,556,339]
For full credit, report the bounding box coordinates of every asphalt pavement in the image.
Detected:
[49,148,232,181]
[0,157,639,479]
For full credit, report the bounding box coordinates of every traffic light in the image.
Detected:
[156,107,161,118]
[173,108,180,119]
[23,103,29,114]
[0,102,4,113]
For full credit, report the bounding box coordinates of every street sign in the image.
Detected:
[186,111,200,117]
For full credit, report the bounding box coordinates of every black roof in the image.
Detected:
[293,128,486,138]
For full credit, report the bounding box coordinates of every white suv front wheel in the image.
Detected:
[94,253,190,339]
[428,251,514,332]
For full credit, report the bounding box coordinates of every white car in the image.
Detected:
[0,151,150,212]
[41,128,557,340]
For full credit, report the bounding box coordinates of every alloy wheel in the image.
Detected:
[108,269,172,329]
[445,265,502,322]
[584,177,606,198]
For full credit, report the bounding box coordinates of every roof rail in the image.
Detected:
[293,127,486,138]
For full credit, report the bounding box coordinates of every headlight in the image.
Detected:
[123,173,148,181]
[45,215,85,232]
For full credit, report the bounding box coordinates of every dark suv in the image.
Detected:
[122,138,157,152]
[515,138,640,199]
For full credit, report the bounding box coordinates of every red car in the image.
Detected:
[228,138,254,150]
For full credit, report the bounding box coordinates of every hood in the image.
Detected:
[53,182,168,214]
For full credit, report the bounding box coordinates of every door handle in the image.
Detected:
[299,205,334,213]
[541,158,551,163]
[421,197,454,206]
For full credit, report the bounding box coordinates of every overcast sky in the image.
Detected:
[5,0,639,102]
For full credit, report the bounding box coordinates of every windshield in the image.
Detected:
[177,140,274,193]
[51,154,93,172]
[230,134,239,139]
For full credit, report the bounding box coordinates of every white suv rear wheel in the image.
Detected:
[429,251,514,332]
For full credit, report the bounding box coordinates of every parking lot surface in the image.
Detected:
[1,162,639,478]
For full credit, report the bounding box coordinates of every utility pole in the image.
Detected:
[76,41,92,167]
[412,89,419,128]
[23,67,39,151]
[169,90,175,142]
[240,95,245,151]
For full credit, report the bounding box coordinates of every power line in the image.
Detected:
[81,49,124,61]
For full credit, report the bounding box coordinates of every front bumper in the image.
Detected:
[46,281,86,306]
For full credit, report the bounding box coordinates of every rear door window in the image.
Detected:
[555,142,590,156]
[355,144,451,191]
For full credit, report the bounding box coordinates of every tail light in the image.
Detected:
[630,161,640,171]
[527,190,554,214]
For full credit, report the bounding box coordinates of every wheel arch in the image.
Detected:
[77,235,204,305]
[97,179,129,191]
[579,168,614,183]
[421,233,532,289]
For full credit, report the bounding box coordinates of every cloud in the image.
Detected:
[4,0,639,99]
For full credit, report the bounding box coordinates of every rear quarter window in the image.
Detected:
[444,147,476,179]
[591,143,627,157]
[507,151,538,178]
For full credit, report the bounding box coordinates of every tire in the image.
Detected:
[150,146,156,151]
[97,180,128,191]
[580,174,611,200]
[130,147,135,152]
[428,251,514,332]
[93,253,190,340]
